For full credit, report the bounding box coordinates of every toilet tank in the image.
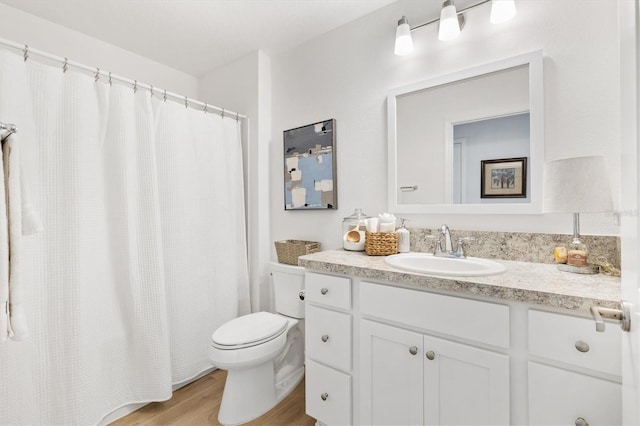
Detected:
[270,262,305,318]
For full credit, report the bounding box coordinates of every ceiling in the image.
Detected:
[0,0,401,77]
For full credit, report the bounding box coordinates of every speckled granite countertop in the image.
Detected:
[298,250,621,312]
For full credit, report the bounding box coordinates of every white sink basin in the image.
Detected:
[385,253,507,277]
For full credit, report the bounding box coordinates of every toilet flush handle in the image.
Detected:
[299,291,305,301]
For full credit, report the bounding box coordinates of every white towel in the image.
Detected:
[0,134,8,343]
[1,133,42,342]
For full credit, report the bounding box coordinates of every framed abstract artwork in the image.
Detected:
[283,119,337,210]
[481,157,527,198]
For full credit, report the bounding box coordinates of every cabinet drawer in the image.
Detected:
[528,309,621,376]
[360,281,510,348]
[528,362,621,426]
[306,359,351,426]
[305,272,351,310]
[306,305,352,371]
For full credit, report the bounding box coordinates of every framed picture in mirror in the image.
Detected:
[283,119,337,210]
[481,157,527,198]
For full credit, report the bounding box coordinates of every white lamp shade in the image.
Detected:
[394,17,413,56]
[438,3,461,41]
[490,0,517,24]
[544,156,614,213]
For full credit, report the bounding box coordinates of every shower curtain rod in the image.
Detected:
[0,37,247,120]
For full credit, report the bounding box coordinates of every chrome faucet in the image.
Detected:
[441,225,453,253]
[433,224,475,258]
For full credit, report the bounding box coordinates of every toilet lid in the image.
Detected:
[211,312,288,349]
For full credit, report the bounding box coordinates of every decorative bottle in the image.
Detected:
[567,237,588,267]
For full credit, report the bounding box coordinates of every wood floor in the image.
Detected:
[110,369,315,426]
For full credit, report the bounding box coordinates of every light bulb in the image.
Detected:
[490,0,517,24]
[438,1,461,41]
[394,16,413,56]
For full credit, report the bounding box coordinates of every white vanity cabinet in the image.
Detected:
[527,309,622,426]
[359,282,510,426]
[302,266,622,426]
[304,272,353,425]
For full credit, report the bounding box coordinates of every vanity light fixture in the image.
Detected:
[394,0,517,56]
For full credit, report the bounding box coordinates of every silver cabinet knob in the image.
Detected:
[320,288,329,295]
[321,334,329,342]
[575,340,590,353]
[575,417,589,426]
[298,291,305,301]
[321,392,329,401]
[426,351,435,360]
[409,346,418,355]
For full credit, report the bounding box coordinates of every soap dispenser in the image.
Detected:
[397,218,410,253]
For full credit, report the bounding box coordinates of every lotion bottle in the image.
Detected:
[397,219,410,253]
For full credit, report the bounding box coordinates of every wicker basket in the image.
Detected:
[274,240,321,265]
[365,231,398,256]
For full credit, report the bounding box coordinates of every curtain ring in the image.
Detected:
[63,58,68,73]
[163,90,167,102]
[23,45,29,62]
[236,112,240,122]
[133,80,138,93]
[221,108,225,119]
[150,85,154,97]
[108,71,112,86]
[203,103,208,114]
[184,96,188,109]
[94,68,100,83]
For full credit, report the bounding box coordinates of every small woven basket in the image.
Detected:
[365,231,398,256]
[274,240,321,265]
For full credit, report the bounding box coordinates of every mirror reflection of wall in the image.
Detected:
[452,113,530,204]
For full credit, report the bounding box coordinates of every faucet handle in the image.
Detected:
[456,236,476,257]
[423,234,440,254]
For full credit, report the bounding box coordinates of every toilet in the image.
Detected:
[209,262,305,425]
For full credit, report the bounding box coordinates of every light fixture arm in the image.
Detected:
[409,0,491,33]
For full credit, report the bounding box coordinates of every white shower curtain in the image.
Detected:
[154,98,250,383]
[0,46,249,425]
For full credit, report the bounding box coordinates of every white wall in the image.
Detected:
[0,3,198,98]
[270,0,620,254]
[200,51,272,312]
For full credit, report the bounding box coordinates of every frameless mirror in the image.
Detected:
[388,51,543,214]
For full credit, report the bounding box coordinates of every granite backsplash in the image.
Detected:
[408,228,621,269]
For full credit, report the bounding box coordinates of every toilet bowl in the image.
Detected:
[208,262,305,426]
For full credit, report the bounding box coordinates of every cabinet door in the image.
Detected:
[423,335,510,426]
[360,320,424,426]
[529,362,621,426]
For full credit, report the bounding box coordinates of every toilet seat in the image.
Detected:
[211,312,288,350]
